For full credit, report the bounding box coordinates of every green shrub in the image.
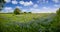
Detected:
[28,12,32,13]
[0,0,5,11]
[14,8,21,15]
[24,12,27,14]
[56,8,60,16]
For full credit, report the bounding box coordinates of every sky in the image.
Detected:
[1,0,60,13]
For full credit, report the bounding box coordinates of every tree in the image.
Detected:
[24,12,27,14]
[14,8,21,15]
[56,8,60,16]
[28,12,32,13]
[0,0,5,11]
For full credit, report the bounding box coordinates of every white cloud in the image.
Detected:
[4,7,13,12]
[37,1,40,3]
[37,0,48,4]
[4,7,12,10]
[43,7,49,9]
[43,0,49,3]
[22,9,27,12]
[30,8,41,13]
[42,7,58,13]
[15,6,22,9]
[4,0,11,3]
[19,1,33,6]
[29,7,58,13]
[46,1,49,3]
[52,0,59,3]
[54,4,59,7]
[19,1,24,4]
[54,4,60,8]
[33,4,38,8]
[12,0,18,4]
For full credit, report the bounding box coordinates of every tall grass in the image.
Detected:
[0,13,59,32]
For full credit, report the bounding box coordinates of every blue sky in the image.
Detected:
[2,0,60,13]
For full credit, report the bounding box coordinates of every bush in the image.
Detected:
[28,12,32,13]
[24,12,27,14]
[0,0,5,11]
[14,8,21,15]
[56,8,60,16]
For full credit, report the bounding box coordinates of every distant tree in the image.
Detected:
[56,8,60,16]
[0,0,5,11]
[14,8,21,15]
[24,12,27,14]
[28,12,32,13]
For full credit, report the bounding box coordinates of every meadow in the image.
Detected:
[0,13,52,23]
[0,13,59,32]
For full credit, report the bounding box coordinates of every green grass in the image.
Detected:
[0,13,57,32]
[0,13,51,23]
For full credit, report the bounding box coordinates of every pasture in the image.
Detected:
[0,13,57,32]
[0,13,52,23]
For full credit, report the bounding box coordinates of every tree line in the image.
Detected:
[14,8,32,15]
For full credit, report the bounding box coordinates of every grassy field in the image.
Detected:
[0,13,52,23]
[0,13,58,32]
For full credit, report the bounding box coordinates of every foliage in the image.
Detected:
[49,8,60,32]
[28,12,32,13]
[56,8,60,16]
[14,8,21,15]
[0,13,60,32]
[24,12,27,14]
[0,0,5,11]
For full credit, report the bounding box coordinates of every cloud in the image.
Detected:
[37,0,48,4]
[4,0,11,3]
[22,9,27,12]
[43,7,49,9]
[42,7,58,13]
[16,6,22,8]
[12,0,18,4]
[30,8,41,13]
[33,4,38,8]
[29,7,58,13]
[52,0,59,3]
[4,7,13,12]
[19,1,33,6]
[37,1,40,3]
[54,4,60,8]
[4,7,12,10]
[19,1,24,4]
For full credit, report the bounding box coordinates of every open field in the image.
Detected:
[0,13,52,23]
[0,13,59,32]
